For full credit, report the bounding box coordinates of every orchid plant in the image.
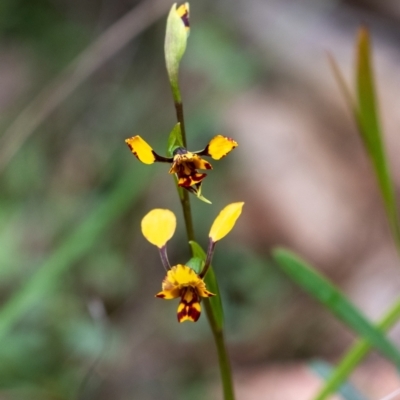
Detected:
[125,4,241,400]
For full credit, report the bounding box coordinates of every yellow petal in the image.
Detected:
[196,282,215,298]
[209,202,244,242]
[192,155,213,170]
[207,135,238,160]
[125,136,156,165]
[141,209,176,248]
[155,289,180,299]
[168,264,201,286]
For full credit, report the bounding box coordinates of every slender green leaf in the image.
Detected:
[0,166,152,340]
[320,28,400,400]
[190,240,224,330]
[310,360,367,400]
[355,27,400,246]
[272,248,400,368]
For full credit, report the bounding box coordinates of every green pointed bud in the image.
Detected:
[164,3,190,103]
[167,122,184,157]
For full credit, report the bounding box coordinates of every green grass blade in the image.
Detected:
[355,27,400,246]
[313,297,400,400]
[272,248,400,368]
[0,166,151,340]
[310,360,368,400]
[189,240,224,330]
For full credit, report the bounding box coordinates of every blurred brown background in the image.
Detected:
[1,0,400,398]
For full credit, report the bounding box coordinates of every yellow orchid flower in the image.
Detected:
[141,202,244,322]
[156,264,214,322]
[125,135,238,202]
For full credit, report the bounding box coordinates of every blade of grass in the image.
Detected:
[0,166,151,340]
[355,27,400,247]
[272,248,400,368]
[327,53,357,115]
[313,297,400,400]
[329,29,400,249]
[317,27,400,399]
[310,360,368,400]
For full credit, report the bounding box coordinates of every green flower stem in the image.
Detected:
[174,101,187,147]
[174,101,235,400]
[179,191,235,400]
[314,297,400,400]
[204,299,235,400]
[181,189,195,242]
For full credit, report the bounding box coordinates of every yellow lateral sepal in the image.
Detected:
[207,135,238,160]
[125,136,156,165]
[209,202,244,242]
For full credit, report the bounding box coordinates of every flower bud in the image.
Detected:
[165,3,190,102]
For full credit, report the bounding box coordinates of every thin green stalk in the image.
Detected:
[174,101,187,147]
[174,103,235,400]
[173,100,195,242]
[204,299,235,400]
[314,297,400,400]
[181,190,195,242]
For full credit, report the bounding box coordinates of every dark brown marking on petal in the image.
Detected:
[178,173,207,188]
[178,176,192,187]
[192,173,206,183]
[177,288,201,322]
[125,142,139,158]
[188,305,200,321]
[177,309,187,322]
[156,293,166,298]
[126,142,133,151]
